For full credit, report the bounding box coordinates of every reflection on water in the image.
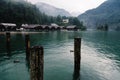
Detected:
[0,31,120,80]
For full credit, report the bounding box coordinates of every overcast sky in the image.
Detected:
[27,0,106,13]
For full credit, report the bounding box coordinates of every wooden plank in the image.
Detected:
[30,46,44,80]
[6,32,11,56]
[25,34,30,60]
[73,38,81,80]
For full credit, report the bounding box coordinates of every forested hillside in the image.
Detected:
[0,0,85,29]
[0,0,56,26]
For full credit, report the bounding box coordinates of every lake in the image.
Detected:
[0,31,120,80]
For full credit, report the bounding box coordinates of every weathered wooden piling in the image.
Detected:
[30,46,44,80]
[73,38,81,80]
[25,34,30,60]
[6,32,11,56]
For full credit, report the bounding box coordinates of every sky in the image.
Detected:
[27,0,106,13]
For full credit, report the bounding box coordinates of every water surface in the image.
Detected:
[0,31,120,80]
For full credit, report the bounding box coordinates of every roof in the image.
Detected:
[50,26,60,29]
[35,25,60,29]
[23,24,40,29]
[66,25,76,29]
[0,23,16,27]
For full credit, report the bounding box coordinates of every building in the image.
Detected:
[22,24,40,31]
[0,23,16,31]
[0,23,5,31]
[50,23,60,30]
[41,25,50,31]
[62,19,69,23]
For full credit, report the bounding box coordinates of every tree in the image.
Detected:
[97,24,109,31]
[104,24,109,31]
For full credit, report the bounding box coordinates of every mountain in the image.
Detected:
[78,0,120,30]
[35,2,71,17]
[71,12,81,17]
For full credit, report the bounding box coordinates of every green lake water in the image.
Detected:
[0,31,120,80]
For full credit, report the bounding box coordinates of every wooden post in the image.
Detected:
[73,38,81,80]
[6,32,11,56]
[30,46,44,80]
[25,34,30,60]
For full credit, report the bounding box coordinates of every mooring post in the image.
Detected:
[6,32,11,56]
[25,34,30,60]
[30,46,44,80]
[73,38,81,80]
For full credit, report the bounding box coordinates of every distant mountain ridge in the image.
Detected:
[36,2,71,17]
[71,12,81,17]
[78,0,120,30]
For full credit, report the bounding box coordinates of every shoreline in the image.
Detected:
[0,31,47,34]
